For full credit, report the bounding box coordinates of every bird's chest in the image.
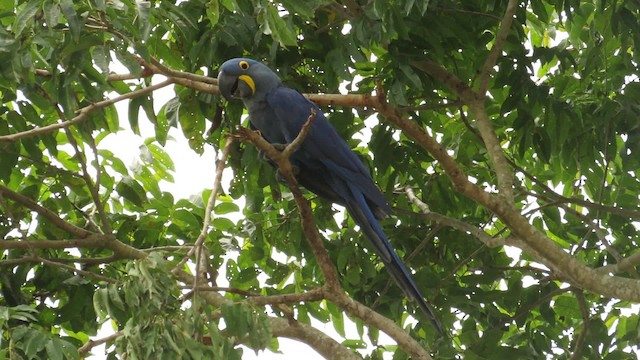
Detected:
[247,103,296,145]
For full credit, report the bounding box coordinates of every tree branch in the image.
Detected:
[477,0,519,95]
[79,331,123,356]
[0,185,92,238]
[248,287,325,306]
[0,235,111,250]
[0,79,173,143]
[175,271,361,360]
[231,110,341,289]
[327,292,434,360]
[231,113,435,358]
[362,91,640,302]
[171,137,233,287]
[36,256,118,283]
[570,289,590,360]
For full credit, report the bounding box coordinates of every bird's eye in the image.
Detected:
[239,61,250,70]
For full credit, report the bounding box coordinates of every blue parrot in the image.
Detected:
[218,58,443,334]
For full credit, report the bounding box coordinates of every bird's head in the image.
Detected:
[217,58,282,101]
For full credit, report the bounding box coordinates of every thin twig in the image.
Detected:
[0,185,92,238]
[78,331,123,356]
[477,0,519,95]
[570,289,590,360]
[37,256,117,283]
[0,79,173,142]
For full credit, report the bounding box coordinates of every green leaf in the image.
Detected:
[214,201,239,215]
[263,3,297,47]
[14,0,41,38]
[206,0,220,27]
[23,329,48,359]
[136,0,152,41]
[45,338,64,360]
[59,0,81,42]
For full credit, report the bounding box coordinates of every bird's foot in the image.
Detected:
[258,143,288,163]
[275,164,300,184]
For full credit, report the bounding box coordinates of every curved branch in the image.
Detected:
[328,292,433,360]
[0,79,174,143]
[233,115,434,358]
[175,271,361,360]
[0,185,92,238]
[271,317,363,360]
[79,331,123,356]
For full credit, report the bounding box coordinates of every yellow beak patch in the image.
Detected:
[238,75,256,95]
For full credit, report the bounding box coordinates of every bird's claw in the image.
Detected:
[258,143,288,162]
[275,164,300,184]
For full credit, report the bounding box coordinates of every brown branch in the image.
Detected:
[131,56,219,95]
[432,6,502,21]
[0,185,145,261]
[35,68,144,82]
[78,331,123,356]
[354,82,640,301]
[504,286,569,326]
[37,256,117,283]
[597,250,640,275]
[0,235,112,250]
[477,0,519,95]
[179,285,258,297]
[174,271,361,360]
[570,289,590,360]
[516,166,640,219]
[271,317,363,360]
[0,79,174,143]
[148,58,217,84]
[231,110,341,289]
[232,112,434,358]
[171,138,233,275]
[0,185,92,238]
[248,288,325,306]
[328,292,433,360]
[468,100,515,201]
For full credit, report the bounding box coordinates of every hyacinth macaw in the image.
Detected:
[218,58,443,334]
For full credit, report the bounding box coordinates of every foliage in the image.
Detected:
[0,0,639,359]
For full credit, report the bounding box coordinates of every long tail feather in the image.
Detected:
[346,188,444,335]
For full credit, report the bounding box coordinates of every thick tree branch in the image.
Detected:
[516,165,640,219]
[270,317,363,360]
[597,251,640,275]
[363,92,640,301]
[248,287,325,306]
[468,101,515,201]
[328,292,434,360]
[37,256,118,283]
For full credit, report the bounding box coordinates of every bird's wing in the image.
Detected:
[265,86,390,214]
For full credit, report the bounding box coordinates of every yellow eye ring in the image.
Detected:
[239,61,250,70]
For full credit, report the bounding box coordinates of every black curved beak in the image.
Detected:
[217,70,237,101]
